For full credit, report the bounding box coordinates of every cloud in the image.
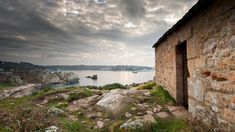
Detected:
[0,0,198,66]
[119,0,146,20]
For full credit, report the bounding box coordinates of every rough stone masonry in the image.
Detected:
[153,0,235,130]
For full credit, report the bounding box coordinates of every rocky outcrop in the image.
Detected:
[96,89,134,115]
[41,72,79,84]
[0,73,24,85]
[0,71,79,85]
[67,95,102,112]
[0,84,41,99]
[86,74,98,80]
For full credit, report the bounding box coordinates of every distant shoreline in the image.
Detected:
[0,60,154,72]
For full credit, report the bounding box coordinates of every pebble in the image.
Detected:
[97,121,104,128]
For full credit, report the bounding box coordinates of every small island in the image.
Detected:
[86,74,98,80]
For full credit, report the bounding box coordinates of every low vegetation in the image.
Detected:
[152,118,189,132]
[60,119,92,132]
[0,83,192,132]
[0,107,55,132]
[101,83,126,90]
[136,82,156,90]
[67,89,93,102]
[0,83,14,91]
[150,85,176,105]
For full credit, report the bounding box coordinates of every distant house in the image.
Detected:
[153,0,235,130]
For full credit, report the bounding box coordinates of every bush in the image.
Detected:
[150,85,176,105]
[101,83,126,90]
[136,82,156,90]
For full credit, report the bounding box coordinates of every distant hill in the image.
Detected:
[0,61,154,72]
[0,61,45,72]
[45,65,154,71]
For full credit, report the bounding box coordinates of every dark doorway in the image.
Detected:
[176,41,189,109]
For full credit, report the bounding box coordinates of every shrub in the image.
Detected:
[150,85,176,105]
[101,83,126,90]
[136,82,156,90]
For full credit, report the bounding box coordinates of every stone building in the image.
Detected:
[153,0,235,130]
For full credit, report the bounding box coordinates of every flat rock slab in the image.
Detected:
[67,95,102,112]
[0,84,41,99]
[172,109,189,119]
[157,112,170,118]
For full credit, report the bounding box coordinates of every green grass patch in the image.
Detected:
[67,89,93,102]
[150,85,176,105]
[152,118,189,132]
[101,83,126,90]
[55,102,69,109]
[136,82,156,90]
[33,86,82,100]
[109,120,125,132]
[0,83,14,91]
[0,127,12,132]
[61,119,93,132]
[0,96,34,110]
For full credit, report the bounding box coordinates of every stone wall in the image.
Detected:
[155,0,235,130]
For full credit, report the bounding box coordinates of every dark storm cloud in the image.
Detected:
[119,0,146,19]
[0,0,198,66]
[0,0,64,34]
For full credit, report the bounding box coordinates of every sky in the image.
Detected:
[0,0,197,66]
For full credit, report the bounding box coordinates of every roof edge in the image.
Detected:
[152,0,212,48]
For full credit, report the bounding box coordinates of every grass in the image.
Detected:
[0,127,11,132]
[0,83,14,91]
[109,120,125,132]
[0,107,55,132]
[72,109,87,120]
[136,82,156,90]
[55,102,69,109]
[0,96,34,110]
[67,88,93,102]
[101,83,126,90]
[152,117,189,132]
[150,85,176,105]
[0,83,186,132]
[0,86,95,132]
[60,119,93,132]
